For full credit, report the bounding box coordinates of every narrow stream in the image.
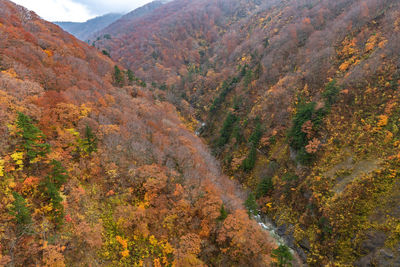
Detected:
[195,120,305,265]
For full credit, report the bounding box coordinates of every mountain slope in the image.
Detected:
[54,13,122,41]
[95,0,400,265]
[0,1,276,266]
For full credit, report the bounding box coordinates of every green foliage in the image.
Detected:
[42,180,64,224]
[10,192,32,229]
[41,160,68,225]
[16,112,50,161]
[242,122,263,171]
[271,245,293,267]
[263,37,270,47]
[159,83,167,91]
[243,68,253,87]
[240,64,248,77]
[286,99,329,164]
[139,80,147,87]
[81,125,98,155]
[281,172,298,182]
[242,145,257,172]
[244,192,258,216]
[216,112,237,147]
[217,204,228,221]
[249,121,263,146]
[113,65,124,87]
[102,50,111,58]
[322,79,340,107]
[254,62,263,79]
[233,95,241,111]
[256,176,273,198]
[126,69,136,84]
[48,160,68,188]
[318,216,332,239]
[209,77,238,113]
[287,102,316,151]
[287,101,327,163]
[296,147,315,165]
[232,123,243,144]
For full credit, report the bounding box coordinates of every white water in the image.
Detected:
[254,214,300,261]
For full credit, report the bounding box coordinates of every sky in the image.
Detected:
[11,0,153,22]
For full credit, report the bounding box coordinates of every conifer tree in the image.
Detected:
[16,112,50,162]
[10,192,32,229]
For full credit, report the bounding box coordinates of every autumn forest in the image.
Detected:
[1,0,400,266]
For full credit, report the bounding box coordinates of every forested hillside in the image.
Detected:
[54,13,122,41]
[94,0,400,265]
[0,0,277,266]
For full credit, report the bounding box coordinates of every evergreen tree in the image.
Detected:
[271,245,293,267]
[217,204,228,221]
[248,121,262,146]
[16,112,50,161]
[10,192,32,229]
[48,160,68,188]
[322,79,340,107]
[242,145,257,172]
[113,65,124,87]
[81,125,98,155]
[216,112,237,147]
[42,160,68,225]
[256,176,273,198]
[244,193,258,216]
[127,69,135,84]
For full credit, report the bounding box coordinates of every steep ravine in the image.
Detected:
[195,120,305,265]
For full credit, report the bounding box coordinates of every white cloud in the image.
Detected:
[76,0,153,14]
[11,0,95,22]
[10,0,154,22]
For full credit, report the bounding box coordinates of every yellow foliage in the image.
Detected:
[66,128,80,137]
[384,131,393,143]
[378,39,388,49]
[395,17,400,32]
[1,68,18,78]
[0,158,4,177]
[11,152,24,170]
[162,242,174,254]
[365,34,379,52]
[153,258,161,267]
[340,37,358,57]
[116,235,128,249]
[377,115,388,127]
[79,104,91,118]
[44,49,53,57]
[120,249,130,258]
